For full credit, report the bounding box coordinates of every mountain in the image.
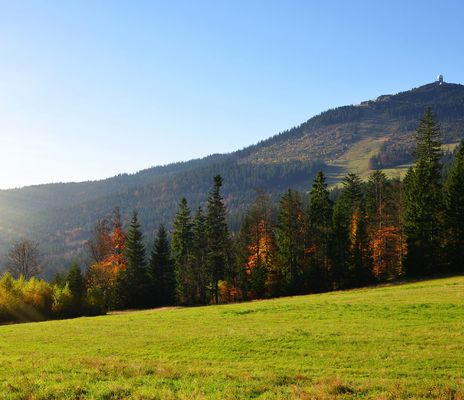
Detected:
[1,80,464,276]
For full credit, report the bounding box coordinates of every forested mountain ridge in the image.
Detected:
[1,80,464,276]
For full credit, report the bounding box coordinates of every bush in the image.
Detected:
[52,283,74,318]
[0,273,105,324]
[84,287,107,316]
[0,274,53,322]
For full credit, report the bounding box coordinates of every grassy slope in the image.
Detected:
[0,276,463,399]
[328,141,462,187]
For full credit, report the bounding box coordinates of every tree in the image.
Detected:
[404,108,443,276]
[110,207,126,272]
[444,141,464,272]
[275,189,308,295]
[5,238,42,279]
[191,207,210,304]
[148,224,175,306]
[239,190,276,299]
[205,175,231,304]
[86,207,126,311]
[115,210,148,308]
[331,173,370,288]
[86,219,112,264]
[308,171,333,290]
[172,198,195,305]
[67,261,85,314]
[365,171,404,280]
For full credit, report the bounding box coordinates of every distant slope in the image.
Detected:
[1,80,464,275]
[1,276,463,398]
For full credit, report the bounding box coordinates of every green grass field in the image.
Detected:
[1,276,463,399]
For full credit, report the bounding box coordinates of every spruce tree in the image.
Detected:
[172,198,195,304]
[206,175,230,304]
[192,207,209,304]
[148,224,175,306]
[67,261,85,314]
[116,210,148,308]
[332,195,350,289]
[404,108,443,276]
[308,171,333,290]
[331,173,370,288]
[444,141,464,272]
[276,189,308,295]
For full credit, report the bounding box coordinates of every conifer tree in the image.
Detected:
[276,189,308,295]
[308,171,333,290]
[67,261,85,314]
[444,141,464,272]
[192,207,209,304]
[206,175,230,304]
[115,210,148,308]
[332,195,349,289]
[148,224,175,306]
[404,108,443,276]
[331,173,370,287]
[172,197,195,305]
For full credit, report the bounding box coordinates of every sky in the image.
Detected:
[0,0,463,189]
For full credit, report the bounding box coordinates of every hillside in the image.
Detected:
[1,80,464,275]
[0,276,463,399]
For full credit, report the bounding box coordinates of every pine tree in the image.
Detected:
[148,224,175,306]
[308,171,333,290]
[276,189,308,295]
[172,198,195,305]
[192,207,209,304]
[404,108,444,276]
[331,173,370,287]
[67,261,85,314]
[331,195,349,289]
[444,141,464,272]
[115,210,148,308]
[206,175,230,304]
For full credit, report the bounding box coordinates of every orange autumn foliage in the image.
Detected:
[245,220,275,275]
[218,280,240,303]
[369,225,405,279]
[86,225,126,302]
[350,209,361,248]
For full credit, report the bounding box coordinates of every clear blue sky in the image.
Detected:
[1,0,463,189]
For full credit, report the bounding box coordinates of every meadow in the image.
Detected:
[0,276,463,399]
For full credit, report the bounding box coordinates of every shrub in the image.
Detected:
[0,273,105,324]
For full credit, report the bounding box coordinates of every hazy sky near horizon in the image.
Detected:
[1,0,463,189]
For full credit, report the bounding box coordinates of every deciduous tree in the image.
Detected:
[6,238,42,279]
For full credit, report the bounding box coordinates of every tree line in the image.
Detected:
[76,108,464,309]
[1,108,463,321]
